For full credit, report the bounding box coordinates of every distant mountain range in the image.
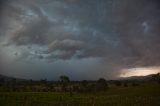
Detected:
[119,74,155,81]
[0,74,13,81]
[0,74,25,81]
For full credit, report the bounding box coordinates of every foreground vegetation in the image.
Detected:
[0,82,160,106]
[0,74,160,106]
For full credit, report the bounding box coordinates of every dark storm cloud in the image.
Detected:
[0,0,160,80]
[115,0,160,67]
[47,39,111,59]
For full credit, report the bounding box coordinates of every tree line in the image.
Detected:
[0,73,160,93]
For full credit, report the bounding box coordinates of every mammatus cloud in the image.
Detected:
[0,0,160,80]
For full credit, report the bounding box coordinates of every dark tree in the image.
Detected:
[96,78,108,91]
[59,75,70,92]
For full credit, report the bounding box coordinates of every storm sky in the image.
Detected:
[0,0,160,80]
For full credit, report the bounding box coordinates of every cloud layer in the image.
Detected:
[0,0,160,80]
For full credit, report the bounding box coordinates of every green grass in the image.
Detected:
[0,83,160,106]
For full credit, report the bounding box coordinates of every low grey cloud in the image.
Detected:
[0,0,160,80]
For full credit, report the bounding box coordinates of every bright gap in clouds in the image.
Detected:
[120,66,160,77]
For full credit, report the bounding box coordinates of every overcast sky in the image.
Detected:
[0,0,160,80]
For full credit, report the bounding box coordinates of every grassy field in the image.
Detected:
[0,83,160,106]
